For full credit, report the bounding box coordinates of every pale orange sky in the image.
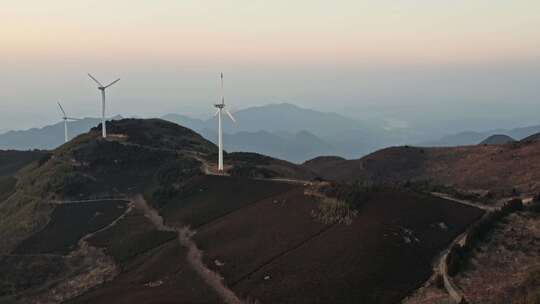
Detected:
[1,0,540,131]
[2,0,540,65]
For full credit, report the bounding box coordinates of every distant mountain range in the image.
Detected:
[0,103,400,162]
[2,103,540,163]
[418,124,540,147]
[163,103,400,161]
[0,116,123,150]
[199,129,336,163]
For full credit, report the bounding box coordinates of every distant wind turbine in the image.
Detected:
[57,102,80,143]
[88,73,120,138]
[214,73,236,172]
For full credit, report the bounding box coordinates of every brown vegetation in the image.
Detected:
[454,211,540,303]
[304,140,540,195]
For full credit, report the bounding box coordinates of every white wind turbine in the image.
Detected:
[57,102,80,143]
[214,73,236,172]
[87,73,120,138]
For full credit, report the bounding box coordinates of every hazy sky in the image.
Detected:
[1,0,540,131]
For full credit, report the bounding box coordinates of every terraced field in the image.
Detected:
[0,255,66,297]
[194,187,328,284]
[1,173,484,303]
[192,187,484,304]
[88,208,176,265]
[15,201,129,254]
[68,241,223,304]
[158,175,297,228]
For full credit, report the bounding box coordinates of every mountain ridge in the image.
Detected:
[304,133,540,195]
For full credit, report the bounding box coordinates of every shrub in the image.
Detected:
[37,153,52,167]
[311,197,358,225]
[48,171,93,196]
[528,196,540,213]
[151,186,178,208]
[320,181,380,210]
[228,164,276,178]
[155,158,200,185]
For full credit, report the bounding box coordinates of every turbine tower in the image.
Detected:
[88,73,120,138]
[57,102,79,143]
[214,73,236,172]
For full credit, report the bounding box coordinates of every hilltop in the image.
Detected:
[0,119,312,253]
[479,134,515,145]
[304,134,540,196]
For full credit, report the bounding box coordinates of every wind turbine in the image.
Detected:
[57,102,80,143]
[87,73,120,138]
[214,73,236,172]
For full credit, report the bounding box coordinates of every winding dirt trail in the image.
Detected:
[132,195,242,304]
[430,192,496,211]
[404,194,487,304]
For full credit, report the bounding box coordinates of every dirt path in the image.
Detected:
[404,194,488,304]
[79,202,134,243]
[434,212,491,304]
[48,198,129,205]
[431,192,496,211]
[132,195,243,304]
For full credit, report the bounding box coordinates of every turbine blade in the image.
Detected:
[66,117,80,121]
[87,73,104,86]
[225,109,236,122]
[220,73,224,105]
[57,102,67,117]
[214,109,220,117]
[104,78,120,88]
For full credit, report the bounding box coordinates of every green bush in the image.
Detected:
[48,171,93,196]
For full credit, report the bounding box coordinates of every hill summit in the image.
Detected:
[479,134,515,145]
[0,119,313,252]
